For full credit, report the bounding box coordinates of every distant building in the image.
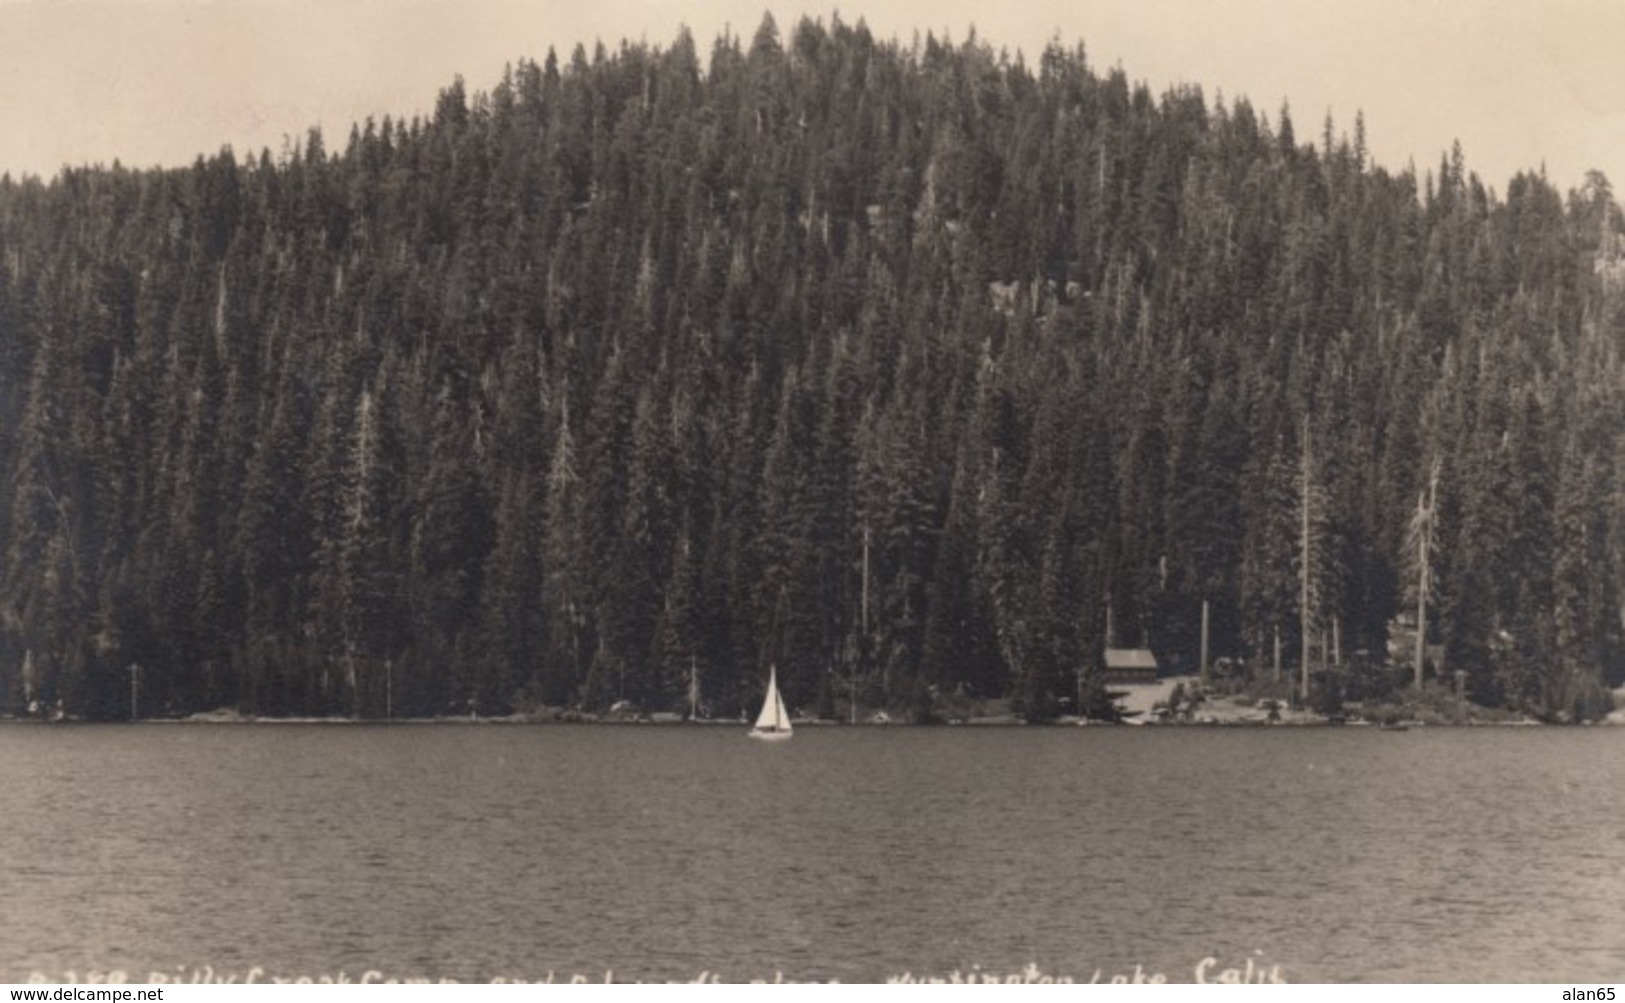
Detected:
[1104,647,1159,685]
[1387,615,1445,673]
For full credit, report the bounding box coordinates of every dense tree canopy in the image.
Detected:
[1,17,1620,721]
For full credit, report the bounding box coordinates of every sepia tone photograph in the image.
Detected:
[1,0,1622,985]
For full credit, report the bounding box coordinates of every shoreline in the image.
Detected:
[7,676,1620,728]
[1,711,1612,727]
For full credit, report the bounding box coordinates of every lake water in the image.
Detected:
[1,723,1622,984]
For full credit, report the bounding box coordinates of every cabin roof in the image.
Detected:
[1104,648,1158,670]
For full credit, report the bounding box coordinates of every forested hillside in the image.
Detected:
[1,15,1620,721]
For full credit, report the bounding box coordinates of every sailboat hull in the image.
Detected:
[748,728,792,742]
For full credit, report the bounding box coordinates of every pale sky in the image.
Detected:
[2,0,1623,195]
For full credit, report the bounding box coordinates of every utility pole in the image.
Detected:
[1414,459,1440,689]
[861,524,871,642]
[1300,419,1313,704]
[1273,625,1282,684]
[128,663,140,721]
[859,523,870,723]
[22,649,35,713]
[1200,599,1210,686]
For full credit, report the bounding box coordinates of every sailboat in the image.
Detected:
[748,664,793,741]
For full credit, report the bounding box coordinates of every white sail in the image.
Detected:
[751,665,792,737]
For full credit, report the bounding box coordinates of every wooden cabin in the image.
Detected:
[1103,647,1159,685]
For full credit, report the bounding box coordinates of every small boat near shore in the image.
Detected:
[749,665,792,742]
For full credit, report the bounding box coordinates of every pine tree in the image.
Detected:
[541,399,586,706]
[1402,458,1441,688]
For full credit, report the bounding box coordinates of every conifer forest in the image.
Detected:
[1,16,1621,722]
